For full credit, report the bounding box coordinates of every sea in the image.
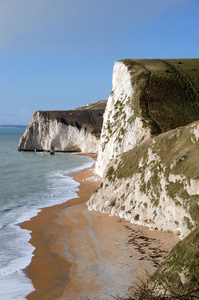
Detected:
[0,127,95,300]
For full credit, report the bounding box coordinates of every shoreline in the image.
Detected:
[22,156,179,299]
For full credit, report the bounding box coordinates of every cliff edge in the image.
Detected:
[95,59,199,177]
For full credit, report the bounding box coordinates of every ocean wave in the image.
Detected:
[0,150,94,299]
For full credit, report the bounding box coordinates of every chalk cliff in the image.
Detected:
[18,106,105,153]
[88,120,199,239]
[95,59,199,177]
[95,61,151,177]
[88,59,199,240]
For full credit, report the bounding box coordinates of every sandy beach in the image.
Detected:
[22,156,179,300]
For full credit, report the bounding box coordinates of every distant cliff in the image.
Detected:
[18,101,106,153]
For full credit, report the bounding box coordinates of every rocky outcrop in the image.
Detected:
[18,108,105,153]
[95,59,199,177]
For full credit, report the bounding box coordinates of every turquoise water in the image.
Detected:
[0,128,94,299]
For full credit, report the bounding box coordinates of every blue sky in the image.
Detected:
[0,0,198,125]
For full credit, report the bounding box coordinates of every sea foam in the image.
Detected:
[0,131,94,300]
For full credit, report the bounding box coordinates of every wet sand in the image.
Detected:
[22,156,179,300]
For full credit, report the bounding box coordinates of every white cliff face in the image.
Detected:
[87,121,199,240]
[95,61,151,177]
[87,174,193,240]
[18,111,99,153]
[87,158,195,240]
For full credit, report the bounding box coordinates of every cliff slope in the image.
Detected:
[88,120,199,239]
[95,59,199,176]
[18,101,106,153]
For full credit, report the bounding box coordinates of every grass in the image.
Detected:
[129,268,199,299]
[111,140,150,179]
[158,226,199,291]
[104,269,199,299]
[167,59,199,95]
[75,99,107,111]
[121,58,199,135]
[106,166,116,181]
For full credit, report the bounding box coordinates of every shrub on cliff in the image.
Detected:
[129,272,199,299]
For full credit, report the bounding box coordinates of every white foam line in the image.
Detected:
[0,156,95,300]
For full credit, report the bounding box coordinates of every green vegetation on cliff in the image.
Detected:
[167,59,199,94]
[158,226,199,290]
[75,99,107,111]
[121,58,199,135]
[131,226,199,299]
[106,122,199,227]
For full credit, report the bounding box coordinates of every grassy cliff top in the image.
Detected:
[121,58,199,135]
[75,100,107,110]
[167,59,199,93]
